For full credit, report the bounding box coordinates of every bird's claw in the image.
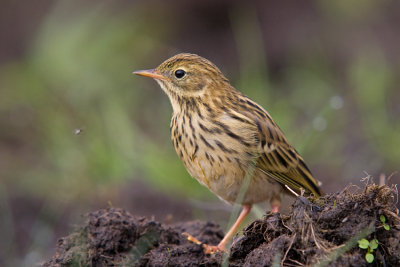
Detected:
[183,232,224,254]
[183,232,202,245]
[202,244,222,254]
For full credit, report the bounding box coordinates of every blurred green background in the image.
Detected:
[1,0,399,265]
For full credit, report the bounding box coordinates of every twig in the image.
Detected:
[384,210,400,221]
[314,223,374,267]
[285,185,299,197]
[281,233,296,266]
[387,171,398,184]
[286,258,305,266]
[310,223,323,250]
[393,184,399,204]
[282,218,294,233]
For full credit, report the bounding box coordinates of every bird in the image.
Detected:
[134,53,322,253]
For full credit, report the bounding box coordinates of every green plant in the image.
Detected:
[358,238,378,263]
[380,215,390,230]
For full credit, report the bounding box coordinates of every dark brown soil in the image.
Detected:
[43,183,399,266]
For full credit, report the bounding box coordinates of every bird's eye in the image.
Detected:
[174,69,186,79]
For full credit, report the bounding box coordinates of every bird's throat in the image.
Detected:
[156,80,204,115]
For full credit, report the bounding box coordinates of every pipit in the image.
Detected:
[134,53,322,253]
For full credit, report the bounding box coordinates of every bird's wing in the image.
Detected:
[235,99,322,196]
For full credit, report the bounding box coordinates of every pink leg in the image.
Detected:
[270,196,281,213]
[198,205,252,253]
[271,204,280,213]
[217,205,252,250]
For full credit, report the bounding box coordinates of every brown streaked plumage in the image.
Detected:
[134,53,322,253]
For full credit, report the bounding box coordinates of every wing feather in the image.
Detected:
[235,98,322,196]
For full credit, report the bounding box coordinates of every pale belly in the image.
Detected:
[170,113,284,205]
[185,155,283,205]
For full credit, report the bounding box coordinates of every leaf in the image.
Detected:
[365,253,374,263]
[358,239,369,249]
[380,215,386,223]
[369,239,378,250]
[384,224,390,231]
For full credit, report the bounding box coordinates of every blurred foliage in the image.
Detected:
[350,49,400,166]
[0,0,399,266]
[1,2,210,201]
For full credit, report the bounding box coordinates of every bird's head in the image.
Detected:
[134,53,230,103]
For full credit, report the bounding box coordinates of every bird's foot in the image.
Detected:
[183,232,202,245]
[271,203,280,213]
[202,244,222,254]
[183,232,224,254]
[271,206,280,213]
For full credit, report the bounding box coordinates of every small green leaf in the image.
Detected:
[380,215,386,223]
[365,253,374,263]
[369,239,378,250]
[384,224,390,231]
[358,239,370,249]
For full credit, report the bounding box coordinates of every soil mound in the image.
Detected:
[43,183,399,266]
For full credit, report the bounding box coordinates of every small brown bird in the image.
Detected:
[134,53,322,253]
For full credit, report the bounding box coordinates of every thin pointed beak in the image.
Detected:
[133,69,168,80]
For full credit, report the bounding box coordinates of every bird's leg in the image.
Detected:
[271,204,280,213]
[202,205,252,254]
[270,196,281,213]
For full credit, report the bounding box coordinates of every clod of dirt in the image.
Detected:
[43,184,399,266]
[43,208,224,266]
